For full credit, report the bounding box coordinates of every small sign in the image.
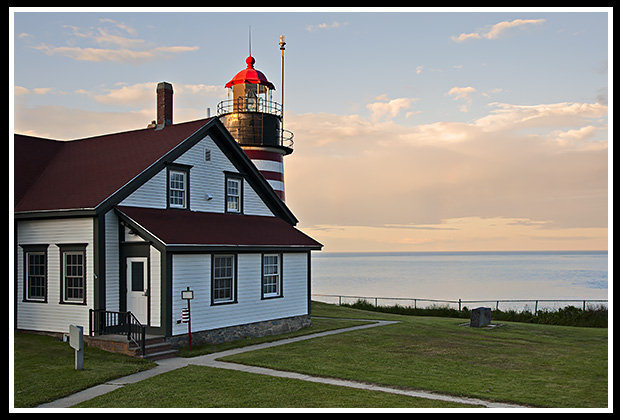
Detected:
[69,324,84,370]
[69,324,83,351]
[181,287,193,350]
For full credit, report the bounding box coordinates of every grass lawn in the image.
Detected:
[13,301,609,408]
[12,332,156,408]
[221,302,608,408]
[75,365,477,408]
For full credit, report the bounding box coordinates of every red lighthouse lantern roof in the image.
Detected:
[225,55,276,90]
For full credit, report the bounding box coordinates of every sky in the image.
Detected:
[11,8,611,253]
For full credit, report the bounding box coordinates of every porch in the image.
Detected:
[88,309,177,361]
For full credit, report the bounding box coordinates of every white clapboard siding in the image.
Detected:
[171,253,308,337]
[16,218,94,334]
[120,134,273,217]
[104,210,120,312]
[149,245,162,327]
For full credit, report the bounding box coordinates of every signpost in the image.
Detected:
[69,324,84,370]
[181,287,194,350]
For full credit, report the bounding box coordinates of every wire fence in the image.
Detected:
[311,294,608,314]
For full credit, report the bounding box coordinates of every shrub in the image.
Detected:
[342,300,607,328]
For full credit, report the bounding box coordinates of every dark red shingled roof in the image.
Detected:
[116,206,322,249]
[14,119,211,213]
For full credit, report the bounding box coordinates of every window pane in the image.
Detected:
[64,252,85,302]
[169,170,186,208]
[226,178,240,212]
[131,261,145,292]
[263,254,280,296]
[27,252,46,300]
[213,255,234,302]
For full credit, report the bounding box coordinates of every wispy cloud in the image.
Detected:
[31,19,198,63]
[452,18,546,42]
[306,21,346,32]
[447,86,477,112]
[366,95,416,121]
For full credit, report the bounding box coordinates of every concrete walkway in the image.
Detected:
[38,319,525,409]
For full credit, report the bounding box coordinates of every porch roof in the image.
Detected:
[116,206,322,250]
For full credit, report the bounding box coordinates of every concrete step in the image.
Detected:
[86,334,178,361]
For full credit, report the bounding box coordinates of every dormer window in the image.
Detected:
[167,164,191,209]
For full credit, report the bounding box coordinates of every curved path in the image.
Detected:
[38,319,525,409]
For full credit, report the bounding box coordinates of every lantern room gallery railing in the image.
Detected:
[217,98,282,117]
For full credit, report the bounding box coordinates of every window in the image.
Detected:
[212,255,236,304]
[226,176,242,213]
[262,254,282,298]
[60,245,86,304]
[130,260,145,292]
[169,169,187,209]
[23,245,48,302]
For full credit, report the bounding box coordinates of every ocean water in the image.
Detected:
[311,251,609,311]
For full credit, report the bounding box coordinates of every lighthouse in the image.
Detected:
[217,38,292,201]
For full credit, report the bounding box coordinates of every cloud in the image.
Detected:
[474,101,608,133]
[31,19,198,63]
[447,86,477,112]
[306,21,346,32]
[366,96,416,121]
[14,86,55,96]
[301,217,607,252]
[452,18,546,42]
[71,82,224,109]
[13,81,226,139]
[285,96,608,243]
[33,44,198,63]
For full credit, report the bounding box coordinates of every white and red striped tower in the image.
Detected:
[217,39,293,201]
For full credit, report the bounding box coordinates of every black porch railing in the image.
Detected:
[89,309,146,356]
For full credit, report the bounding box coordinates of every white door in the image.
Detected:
[126,257,148,325]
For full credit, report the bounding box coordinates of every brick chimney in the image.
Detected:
[156,82,173,127]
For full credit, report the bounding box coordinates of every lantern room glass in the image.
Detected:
[231,83,274,114]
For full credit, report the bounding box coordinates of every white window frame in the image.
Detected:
[262,253,282,298]
[212,254,236,304]
[226,177,241,213]
[62,249,86,304]
[25,250,47,302]
[169,169,187,209]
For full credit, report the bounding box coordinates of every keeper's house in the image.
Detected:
[13,77,322,353]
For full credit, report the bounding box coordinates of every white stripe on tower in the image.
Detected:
[242,148,286,201]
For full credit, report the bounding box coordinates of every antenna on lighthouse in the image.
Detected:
[248,26,252,57]
[279,34,286,145]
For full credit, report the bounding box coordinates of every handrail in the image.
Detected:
[89,309,146,356]
[126,311,146,356]
[217,98,282,117]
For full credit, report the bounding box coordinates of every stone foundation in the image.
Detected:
[170,315,312,348]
